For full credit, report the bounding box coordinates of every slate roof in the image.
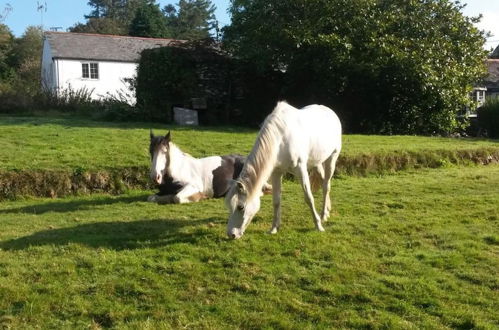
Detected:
[491,45,499,59]
[44,32,181,63]
[485,59,499,89]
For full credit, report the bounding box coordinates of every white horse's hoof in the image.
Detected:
[269,227,279,234]
[316,225,325,232]
[147,195,158,202]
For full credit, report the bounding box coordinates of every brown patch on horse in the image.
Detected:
[187,192,208,202]
[212,155,246,198]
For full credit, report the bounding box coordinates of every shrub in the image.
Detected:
[477,98,499,138]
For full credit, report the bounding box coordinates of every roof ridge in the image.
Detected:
[44,31,180,42]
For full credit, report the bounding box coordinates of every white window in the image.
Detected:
[82,62,99,79]
[476,89,485,106]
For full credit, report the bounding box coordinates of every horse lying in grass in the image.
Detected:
[148,131,271,204]
[225,101,342,239]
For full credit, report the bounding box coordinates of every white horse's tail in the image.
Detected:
[309,168,322,193]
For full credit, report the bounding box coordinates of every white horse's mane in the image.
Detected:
[239,101,292,198]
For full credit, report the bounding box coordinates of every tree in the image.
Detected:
[10,26,43,95]
[223,0,488,134]
[69,17,127,35]
[72,0,147,35]
[0,24,14,90]
[164,0,217,40]
[129,1,170,38]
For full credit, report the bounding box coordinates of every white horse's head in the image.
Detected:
[225,180,261,239]
[149,130,171,185]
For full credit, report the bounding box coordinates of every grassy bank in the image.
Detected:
[0,115,498,199]
[0,165,498,328]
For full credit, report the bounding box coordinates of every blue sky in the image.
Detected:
[1,0,498,49]
[1,0,231,35]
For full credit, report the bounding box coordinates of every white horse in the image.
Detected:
[149,131,249,204]
[225,101,342,239]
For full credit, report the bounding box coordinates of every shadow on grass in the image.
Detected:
[0,217,220,251]
[0,194,151,215]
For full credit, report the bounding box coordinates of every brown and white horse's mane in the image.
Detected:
[238,102,291,199]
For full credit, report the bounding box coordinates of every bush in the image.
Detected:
[477,98,499,138]
[136,40,283,126]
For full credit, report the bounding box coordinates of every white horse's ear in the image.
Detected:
[165,131,171,142]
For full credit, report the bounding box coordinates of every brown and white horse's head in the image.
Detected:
[149,130,171,185]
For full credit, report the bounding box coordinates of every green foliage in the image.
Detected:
[165,0,217,40]
[69,17,127,35]
[0,165,498,327]
[223,0,488,134]
[0,25,44,110]
[136,45,198,121]
[73,0,218,40]
[129,1,170,38]
[9,26,43,96]
[477,98,499,138]
[0,24,14,90]
[136,41,235,123]
[72,0,150,35]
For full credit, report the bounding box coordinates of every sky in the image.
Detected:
[1,0,231,34]
[1,0,498,50]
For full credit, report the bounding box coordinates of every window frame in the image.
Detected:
[81,62,99,80]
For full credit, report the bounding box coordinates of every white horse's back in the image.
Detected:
[270,102,342,169]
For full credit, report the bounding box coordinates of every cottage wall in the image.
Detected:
[56,59,137,104]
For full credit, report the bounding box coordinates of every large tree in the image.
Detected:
[0,24,14,91]
[70,17,127,35]
[129,1,170,38]
[223,0,488,134]
[164,0,217,40]
[10,26,43,95]
[71,0,146,35]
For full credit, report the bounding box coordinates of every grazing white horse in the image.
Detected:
[225,101,342,239]
[149,131,248,204]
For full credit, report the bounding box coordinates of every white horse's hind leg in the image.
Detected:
[270,172,282,234]
[296,163,324,232]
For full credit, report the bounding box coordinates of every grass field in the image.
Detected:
[1,165,498,329]
[1,115,498,171]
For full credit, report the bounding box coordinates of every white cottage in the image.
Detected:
[41,32,178,104]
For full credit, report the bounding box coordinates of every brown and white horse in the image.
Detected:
[148,131,269,204]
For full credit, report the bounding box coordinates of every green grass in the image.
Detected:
[1,115,498,171]
[1,165,498,329]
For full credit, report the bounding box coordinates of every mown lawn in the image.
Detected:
[0,165,498,329]
[0,115,498,171]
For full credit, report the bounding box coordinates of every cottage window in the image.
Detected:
[82,62,99,79]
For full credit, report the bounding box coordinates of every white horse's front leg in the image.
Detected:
[270,172,282,234]
[173,184,207,204]
[297,163,324,232]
